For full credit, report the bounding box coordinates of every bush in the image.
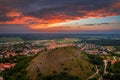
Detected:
[88,54,103,65]
[45,72,82,80]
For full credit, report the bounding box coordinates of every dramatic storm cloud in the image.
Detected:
[0,0,120,33]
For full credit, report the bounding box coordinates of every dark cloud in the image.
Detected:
[0,0,120,22]
[0,5,14,22]
[0,24,34,33]
[24,0,120,19]
[82,22,120,26]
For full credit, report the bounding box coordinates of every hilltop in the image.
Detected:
[27,46,95,80]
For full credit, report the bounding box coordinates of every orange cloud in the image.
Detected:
[28,8,117,30]
[6,11,21,17]
[29,24,112,32]
[113,2,120,8]
[0,15,41,24]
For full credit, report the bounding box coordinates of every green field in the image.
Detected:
[0,37,23,43]
[56,38,80,43]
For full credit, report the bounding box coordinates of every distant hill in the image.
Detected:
[27,46,95,80]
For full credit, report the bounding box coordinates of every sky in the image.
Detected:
[0,0,120,34]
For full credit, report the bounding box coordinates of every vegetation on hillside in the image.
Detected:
[1,54,39,80]
[104,62,120,80]
[27,46,96,80]
[45,72,82,80]
[87,54,103,65]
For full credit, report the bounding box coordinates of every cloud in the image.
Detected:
[0,0,120,22]
[0,24,33,33]
[82,22,120,26]
[0,0,120,32]
[0,5,14,22]
[24,0,120,19]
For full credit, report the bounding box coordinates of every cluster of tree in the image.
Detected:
[0,55,17,63]
[87,54,103,65]
[87,54,104,75]
[115,46,120,51]
[0,55,30,63]
[83,40,120,46]
[112,53,120,57]
[1,54,39,80]
[104,62,120,80]
[38,72,82,80]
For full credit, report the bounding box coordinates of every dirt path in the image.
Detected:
[113,56,117,61]
[87,65,99,80]
[103,60,108,74]
[0,77,4,80]
[98,60,108,80]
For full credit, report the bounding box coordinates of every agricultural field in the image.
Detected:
[56,38,80,44]
[0,37,23,43]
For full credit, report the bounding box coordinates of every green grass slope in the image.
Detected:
[27,46,95,80]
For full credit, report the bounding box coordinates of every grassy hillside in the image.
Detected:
[27,46,95,80]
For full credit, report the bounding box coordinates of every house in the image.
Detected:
[111,60,117,65]
[0,63,16,71]
[5,52,17,58]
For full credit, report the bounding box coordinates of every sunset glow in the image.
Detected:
[0,0,120,33]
